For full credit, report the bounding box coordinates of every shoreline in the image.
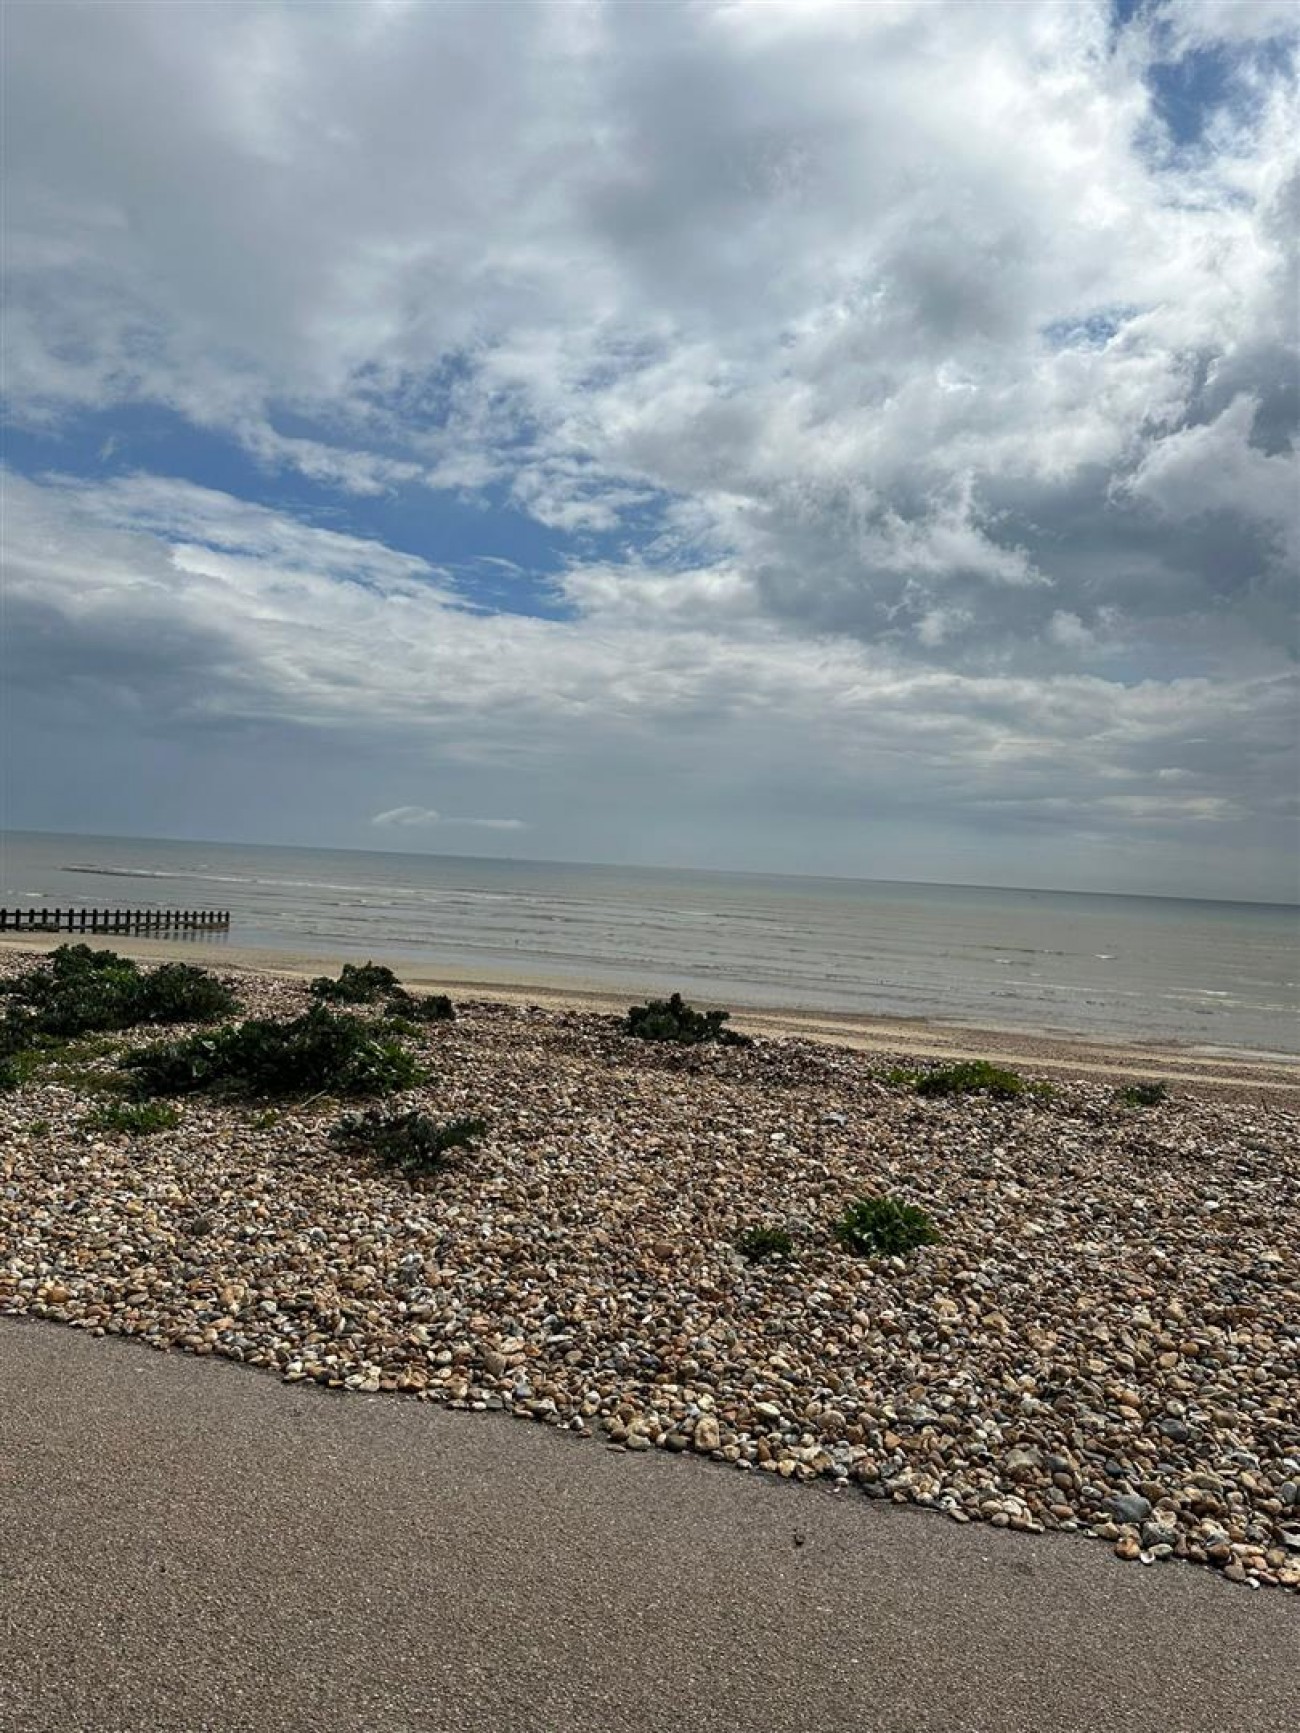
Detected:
[3,932,1296,1098]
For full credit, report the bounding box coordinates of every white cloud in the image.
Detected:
[372,807,441,827]
[4,468,1293,889]
[2,2,1296,894]
[372,806,526,831]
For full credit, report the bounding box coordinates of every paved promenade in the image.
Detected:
[1,1321,1292,1733]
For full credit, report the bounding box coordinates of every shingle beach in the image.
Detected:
[2,950,1297,1593]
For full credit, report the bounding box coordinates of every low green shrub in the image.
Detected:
[914,1061,1027,1099]
[882,1066,920,1087]
[124,1005,424,1100]
[0,1040,58,1091]
[736,1225,794,1262]
[309,961,401,1004]
[332,1108,486,1178]
[625,992,752,1047]
[82,1100,181,1136]
[0,945,237,1044]
[1121,1080,1168,1107]
[134,962,238,1025]
[833,1195,939,1257]
[388,987,456,1022]
[0,945,139,1039]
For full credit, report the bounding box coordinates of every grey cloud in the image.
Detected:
[2,2,1297,897]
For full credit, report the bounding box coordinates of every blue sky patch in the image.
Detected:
[1041,306,1143,351]
[4,403,591,621]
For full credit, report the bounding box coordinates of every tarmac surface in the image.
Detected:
[1,1319,1294,1733]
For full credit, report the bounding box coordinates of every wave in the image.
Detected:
[62,864,432,898]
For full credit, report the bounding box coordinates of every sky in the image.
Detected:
[2,0,1297,902]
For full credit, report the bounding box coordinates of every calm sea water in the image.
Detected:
[2,831,1297,1055]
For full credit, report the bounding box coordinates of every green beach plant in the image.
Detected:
[882,1066,921,1087]
[309,961,402,1004]
[387,986,456,1022]
[625,991,752,1047]
[332,1107,486,1178]
[0,945,237,1044]
[134,962,239,1025]
[82,1100,181,1136]
[913,1060,1028,1099]
[123,1005,423,1100]
[833,1195,939,1258]
[1121,1080,1168,1108]
[735,1225,794,1262]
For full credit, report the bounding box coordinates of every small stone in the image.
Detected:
[1005,1448,1041,1482]
[1141,1518,1180,1549]
[1104,1494,1153,1526]
[693,1415,721,1453]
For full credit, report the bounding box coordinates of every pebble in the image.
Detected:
[1,954,1296,1596]
[1105,1495,1153,1526]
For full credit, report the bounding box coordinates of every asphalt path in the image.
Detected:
[1,1320,1294,1733]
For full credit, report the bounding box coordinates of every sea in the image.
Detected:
[2,831,1297,1056]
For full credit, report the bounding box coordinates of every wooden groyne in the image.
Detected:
[0,908,230,935]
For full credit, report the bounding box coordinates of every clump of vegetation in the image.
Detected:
[914,1060,1028,1099]
[310,963,457,1029]
[82,1100,181,1136]
[133,962,239,1025]
[833,1195,939,1258]
[625,991,752,1047]
[736,1225,794,1262]
[0,945,237,1045]
[1121,1080,1168,1108]
[123,1005,423,1100]
[882,1066,920,1087]
[388,986,456,1022]
[332,1107,486,1178]
[309,961,402,1004]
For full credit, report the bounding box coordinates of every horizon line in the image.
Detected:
[5,825,1297,912]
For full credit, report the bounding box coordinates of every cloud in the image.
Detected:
[372,807,441,827]
[372,806,526,831]
[2,1,1296,896]
[4,467,1293,878]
